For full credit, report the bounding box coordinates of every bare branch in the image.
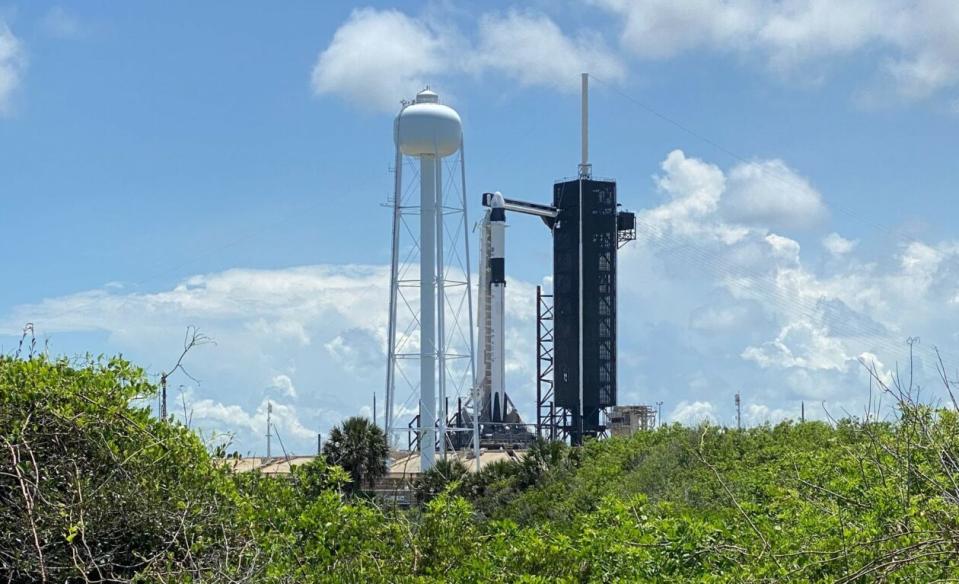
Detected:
[162,326,215,386]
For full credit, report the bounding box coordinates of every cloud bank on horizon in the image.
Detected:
[5,147,959,452]
[311,2,959,112]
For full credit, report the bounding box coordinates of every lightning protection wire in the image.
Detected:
[589,74,936,253]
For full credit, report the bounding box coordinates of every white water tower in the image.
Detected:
[385,89,477,471]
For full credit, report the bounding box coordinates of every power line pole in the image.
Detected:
[735,393,742,430]
[801,401,805,423]
[160,372,168,419]
[266,401,272,460]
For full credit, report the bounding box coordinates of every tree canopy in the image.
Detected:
[4,352,959,582]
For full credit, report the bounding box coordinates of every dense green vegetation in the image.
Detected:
[4,353,959,582]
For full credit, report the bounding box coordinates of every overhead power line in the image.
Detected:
[588,74,930,251]
[588,74,958,369]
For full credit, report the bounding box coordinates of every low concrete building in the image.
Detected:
[222,456,317,476]
[224,449,523,478]
[608,405,657,437]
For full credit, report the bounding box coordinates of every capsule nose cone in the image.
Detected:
[490,191,505,209]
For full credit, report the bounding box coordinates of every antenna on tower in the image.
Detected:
[266,401,272,459]
[735,393,742,430]
[160,372,167,419]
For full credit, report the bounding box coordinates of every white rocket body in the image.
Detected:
[488,193,507,422]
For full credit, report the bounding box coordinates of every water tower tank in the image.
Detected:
[395,89,462,157]
[387,87,467,472]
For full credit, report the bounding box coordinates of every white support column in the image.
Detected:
[579,73,591,179]
[577,72,589,439]
[420,155,437,471]
[435,159,447,459]
[578,179,584,440]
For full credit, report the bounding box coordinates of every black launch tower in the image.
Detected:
[553,178,615,437]
[546,177,635,443]
[476,74,637,446]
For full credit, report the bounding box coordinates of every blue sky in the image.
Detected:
[2,1,959,454]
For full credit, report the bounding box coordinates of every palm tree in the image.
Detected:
[516,438,577,488]
[321,416,388,493]
[413,458,469,504]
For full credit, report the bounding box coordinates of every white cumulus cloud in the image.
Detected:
[311,8,451,112]
[742,320,850,371]
[670,400,718,425]
[188,395,317,452]
[744,402,794,425]
[589,0,758,59]
[470,10,624,90]
[620,148,959,425]
[311,7,623,111]
[311,3,959,110]
[722,159,827,230]
[324,327,384,375]
[823,233,858,256]
[591,0,959,102]
[0,22,24,114]
[270,374,297,398]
